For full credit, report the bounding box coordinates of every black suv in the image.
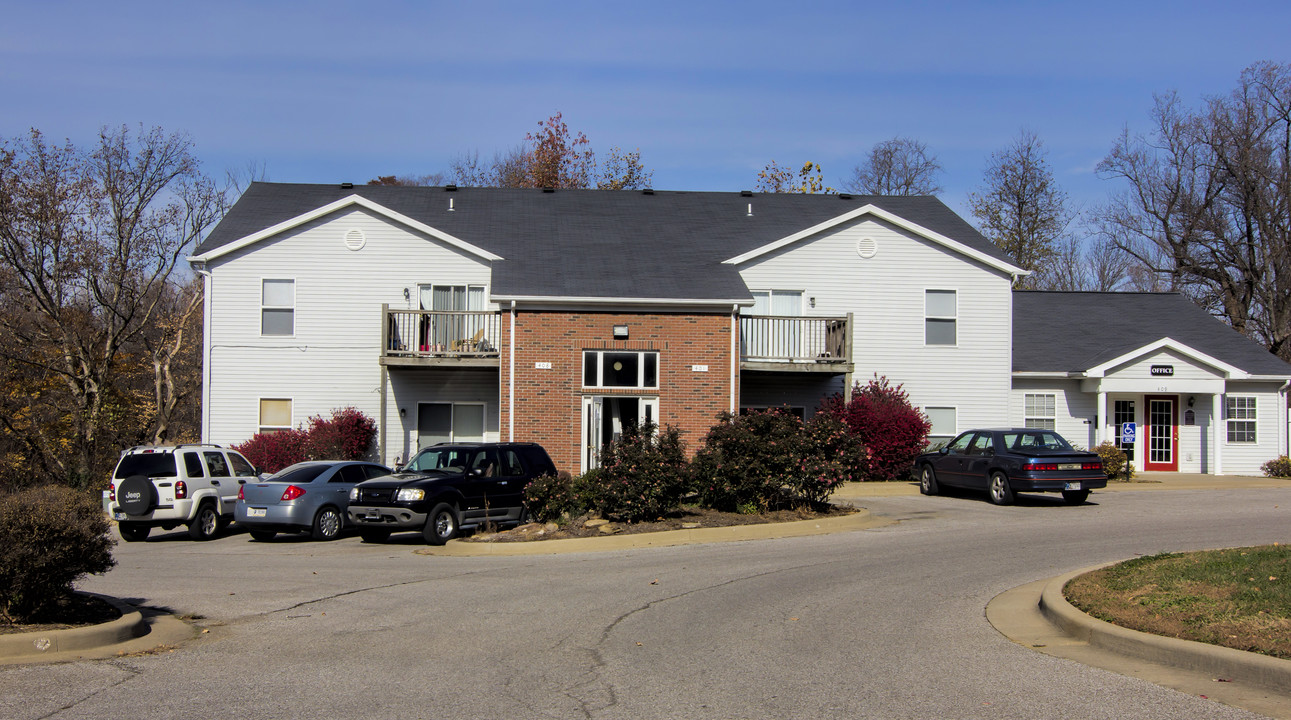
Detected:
[347,442,556,545]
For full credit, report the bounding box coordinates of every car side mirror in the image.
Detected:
[938,447,950,455]
[470,467,485,477]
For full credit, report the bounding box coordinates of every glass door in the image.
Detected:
[1144,395,1177,471]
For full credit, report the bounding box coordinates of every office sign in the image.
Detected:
[1150,365,1174,376]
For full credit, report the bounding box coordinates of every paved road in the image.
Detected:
[3,486,1288,719]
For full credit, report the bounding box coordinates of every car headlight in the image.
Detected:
[396,488,425,502]
[349,487,360,501]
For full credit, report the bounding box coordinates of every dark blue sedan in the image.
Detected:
[914,428,1106,505]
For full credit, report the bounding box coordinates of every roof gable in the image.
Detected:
[1085,337,1245,378]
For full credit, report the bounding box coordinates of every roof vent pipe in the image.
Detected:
[449,198,455,212]
[747,203,753,217]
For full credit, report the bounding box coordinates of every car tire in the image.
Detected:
[1062,489,1091,505]
[919,465,939,495]
[311,507,343,541]
[359,529,391,543]
[988,472,1015,506]
[116,475,156,515]
[249,530,276,541]
[119,523,150,542]
[423,503,458,545]
[188,502,221,540]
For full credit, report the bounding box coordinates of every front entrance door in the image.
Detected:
[581,396,659,472]
[1143,395,1178,471]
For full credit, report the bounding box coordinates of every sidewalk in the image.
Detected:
[832,472,1291,501]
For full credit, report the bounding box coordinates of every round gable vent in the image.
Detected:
[344,228,366,251]
[856,237,878,258]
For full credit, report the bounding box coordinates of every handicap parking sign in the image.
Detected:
[1121,422,1136,443]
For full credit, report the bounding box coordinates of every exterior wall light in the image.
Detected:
[613,325,629,339]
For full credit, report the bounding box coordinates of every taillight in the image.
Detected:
[109,483,116,502]
[238,486,245,500]
[1083,462,1103,471]
[1023,463,1059,471]
[175,481,187,499]
[281,485,305,501]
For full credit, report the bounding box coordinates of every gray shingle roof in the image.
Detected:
[196,182,1014,302]
[1013,291,1291,376]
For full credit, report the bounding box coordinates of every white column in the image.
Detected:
[1212,393,1223,476]
[1096,390,1107,447]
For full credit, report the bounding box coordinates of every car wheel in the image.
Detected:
[359,529,391,543]
[423,503,458,545]
[311,507,343,541]
[919,465,939,495]
[248,530,276,542]
[988,472,1015,506]
[1062,489,1091,505]
[188,502,221,540]
[119,523,150,542]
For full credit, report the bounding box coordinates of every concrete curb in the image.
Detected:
[1039,564,1291,696]
[417,509,890,556]
[0,593,194,665]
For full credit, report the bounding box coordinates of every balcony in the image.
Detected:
[380,305,502,367]
[739,314,852,372]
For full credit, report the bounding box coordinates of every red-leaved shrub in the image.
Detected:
[820,375,931,482]
[234,428,308,475]
[234,406,376,475]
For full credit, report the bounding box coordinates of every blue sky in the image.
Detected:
[3,1,1289,224]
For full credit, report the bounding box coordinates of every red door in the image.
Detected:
[1143,395,1178,471]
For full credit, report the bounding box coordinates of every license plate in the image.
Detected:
[1065,482,1082,491]
[1059,463,1081,470]
[248,508,267,518]
[113,512,126,521]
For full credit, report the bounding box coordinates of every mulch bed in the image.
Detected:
[465,504,857,543]
[0,593,121,635]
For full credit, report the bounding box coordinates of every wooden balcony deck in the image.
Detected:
[739,313,853,372]
[380,306,501,367]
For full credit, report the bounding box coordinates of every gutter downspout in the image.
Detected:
[1281,380,1290,460]
[509,300,516,442]
[731,304,739,413]
[194,266,213,444]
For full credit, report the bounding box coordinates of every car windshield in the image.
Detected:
[268,464,331,484]
[115,453,177,478]
[1004,431,1074,451]
[407,447,475,473]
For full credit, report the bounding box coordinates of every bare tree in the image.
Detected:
[846,137,943,195]
[1031,235,1128,291]
[969,131,1074,287]
[1098,61,1291,359]
[0,126,225,487]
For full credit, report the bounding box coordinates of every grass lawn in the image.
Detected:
[1064,544,1291,659]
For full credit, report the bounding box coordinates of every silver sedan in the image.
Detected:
[235,461,391,541]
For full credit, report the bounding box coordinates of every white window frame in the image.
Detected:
[583,350,659,390]
[1024,393,1056,431]
[261,278,295,337]
[1226,395,1257,443]
[924,289,957,346]
[924,406,957,445]
[258,398,293,434]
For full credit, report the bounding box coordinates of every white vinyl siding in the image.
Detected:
[204,207,496,459]
[1226,396,1256,443]
[735,215,1014,431]
[261,279,294,336]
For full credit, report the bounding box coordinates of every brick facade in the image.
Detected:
[499,309,738,473]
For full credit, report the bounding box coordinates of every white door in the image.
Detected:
[581,396,659,473]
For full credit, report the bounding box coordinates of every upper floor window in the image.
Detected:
[262,279,295,336]
[925,289,956,345]
[583,350,658,389]
[746,290,802,316]
[1024,393,1056,430]
[1226,396,1257,443]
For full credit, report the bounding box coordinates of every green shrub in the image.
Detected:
[593,423,689,523]
[1094,441,1132,481]
[691,409,861,512]
[1263,456,1291,478]
[0,486,116,623]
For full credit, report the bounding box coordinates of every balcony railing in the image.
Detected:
[383,306,502,359]
[739,314,850,364]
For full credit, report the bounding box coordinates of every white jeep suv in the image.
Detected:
[109,444,260,541]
